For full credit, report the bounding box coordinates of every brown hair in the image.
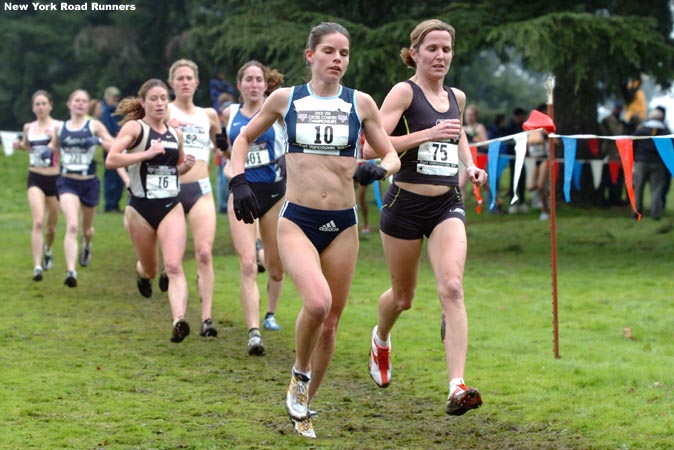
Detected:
[266,68,285,95]
[400,19,455,69]
[304,22,351,81]
[236,60,285,97]
[31,90,53,106]
[306,22,351,52]
[116,79,169,125]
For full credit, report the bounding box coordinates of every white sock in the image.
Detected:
[449,378,465,394]
[373,326,389,347]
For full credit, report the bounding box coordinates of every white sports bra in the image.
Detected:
[168,103,211,162]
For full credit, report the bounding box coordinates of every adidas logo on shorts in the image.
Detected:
[319,220,339,232]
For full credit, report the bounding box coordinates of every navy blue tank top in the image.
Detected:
[284,84,361,158]
[392,81,461,186]
[59,120,98,176]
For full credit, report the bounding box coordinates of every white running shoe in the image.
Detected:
[292,416,316,438]
[285,370,310,421]
[368,326,391,388]
[263,315,281,331]
[247,332,265,355]
[446,383,483,416]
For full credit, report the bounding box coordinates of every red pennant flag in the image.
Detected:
[608,161,621,184]
[615,139,641,221]
[588,138,600,157]
[469,145,483,214]
[523,110,556,133]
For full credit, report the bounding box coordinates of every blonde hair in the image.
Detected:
[168,59,199,82]
[116,79,169,125]
[400,19,455,69]
[67,89,90,103]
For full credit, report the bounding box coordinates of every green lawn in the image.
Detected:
[1,149,673,449]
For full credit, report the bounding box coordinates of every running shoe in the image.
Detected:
[291,416,316,438]
[33,267,43,282]
[170,319,190,343]
[136,275,152,298]
[285,370,310,421]
[247,330,265,355]
[446,384,483,416]
[368,326,391,387]
[200,319,218,337]
[64,270,77,288]
[79,245,91,267]
[256,239,266,273]
[42,248,52,270]
[158,269,169,292]
[263,315,281,331]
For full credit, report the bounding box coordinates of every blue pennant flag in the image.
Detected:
[652,137,674,177]
[562,137,577,202]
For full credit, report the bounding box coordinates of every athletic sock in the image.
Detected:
[450,378,465,394]
[374,329,389,348]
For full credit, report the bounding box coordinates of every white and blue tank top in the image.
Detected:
[28,121,60,168]
[284,83,361,158]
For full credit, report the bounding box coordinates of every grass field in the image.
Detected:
[1,149,673,449]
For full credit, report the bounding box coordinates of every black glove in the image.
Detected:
[40,148,53,162]
[83,136,102,148]
[353,163,387,185]
[230,173,260,223]
[215,132,228,151]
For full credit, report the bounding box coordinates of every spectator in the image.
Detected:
[527,103,551,220]
[505,107,527,213]
[100,86,125,213]
[599,101,627,206]
[632,107,671,220]
[486,113,508,213]
[209,68,235,112]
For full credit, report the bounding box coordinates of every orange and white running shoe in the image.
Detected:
[446,384,482,416]
[368,326,391,387]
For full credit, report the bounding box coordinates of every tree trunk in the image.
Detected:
[552,69,603,205]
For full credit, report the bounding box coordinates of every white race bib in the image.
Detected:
[146,165,179,199]
[62,149,93,173]
[417,141,459,176]
[244,143,271,168]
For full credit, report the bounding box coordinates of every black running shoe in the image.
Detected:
[33,267,43,282]
[136,275,152,298]
[256,239,266,273]
[200,319,218,337]
[42,251,52,271]
[79,246,91,267]
[158,269,169,292]
[64,271,77,288]
[170,319,190,343]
